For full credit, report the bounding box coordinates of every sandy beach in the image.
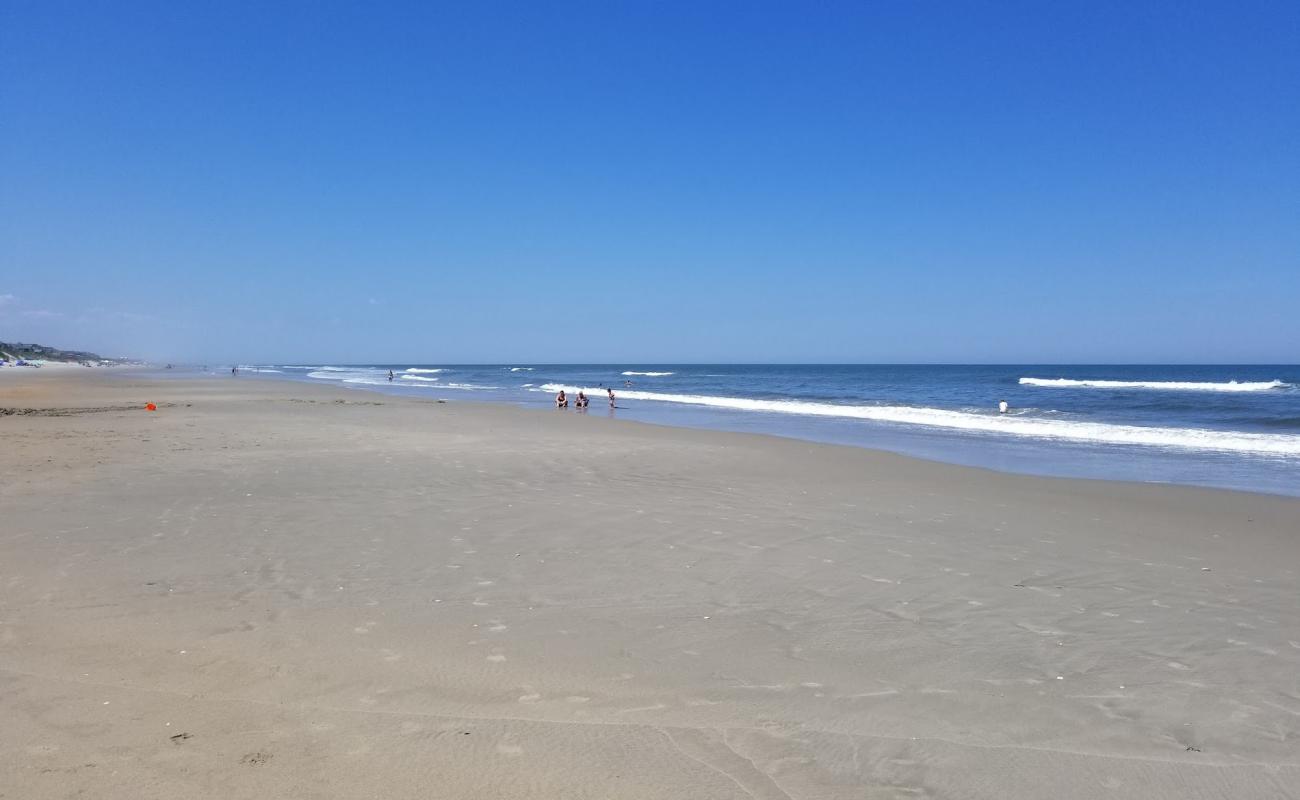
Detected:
[2,371,1297,799]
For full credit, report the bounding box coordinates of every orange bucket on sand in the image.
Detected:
[145,403,157,411]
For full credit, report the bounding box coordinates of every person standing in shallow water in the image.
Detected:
[388,370,394,382]
[999,399,1008,414]
[607,388,616,409]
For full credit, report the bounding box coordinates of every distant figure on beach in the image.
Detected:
[556,389,568,408]
[608,388,616,408]
[999,399,1008,414]
[576,391,588,409]
[231,366,238,376]
[388,370,394,382]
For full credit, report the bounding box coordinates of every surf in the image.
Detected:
[537,384,1300,457]
[1020,377,1289,392]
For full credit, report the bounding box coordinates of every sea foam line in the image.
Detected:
[306,369,497,391]
[537,384,1300,457]
[1020,377,1289,392]
[406,367,447,374]
[622,371,674,376]
[307,369,391,382]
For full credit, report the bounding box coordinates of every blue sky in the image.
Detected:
[1,1,1297,363]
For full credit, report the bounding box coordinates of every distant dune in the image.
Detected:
[0,340,107,363]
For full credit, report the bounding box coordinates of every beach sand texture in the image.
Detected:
[2,373,1298,799]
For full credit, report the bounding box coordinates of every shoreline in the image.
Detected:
[3,372,1298,798]
[139,367,1300,499]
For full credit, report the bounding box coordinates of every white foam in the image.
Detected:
[306,368,495,391]
[1020,377,1290,393]
[238,366,283,372]
[535,384,1300,457]
[350,378,439,388]
[509,367,534,372]
[406,368,447,374]
[307,369,406,387]
[622,371,674,376]
[349,378,437,388]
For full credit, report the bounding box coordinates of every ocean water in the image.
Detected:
[227,364,1300,496]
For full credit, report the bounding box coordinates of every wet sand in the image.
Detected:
[2,372,1298,799]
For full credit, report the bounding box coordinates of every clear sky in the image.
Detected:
[1,1,1297,363]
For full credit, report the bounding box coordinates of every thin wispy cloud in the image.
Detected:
[0,294,63,320]
[81,307,155,324]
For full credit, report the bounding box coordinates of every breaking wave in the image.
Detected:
[1020,377,1289,393]
[622,371,674,376]
[536,384,1300,457]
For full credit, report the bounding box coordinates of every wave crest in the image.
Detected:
[622,371,674,376]
[1020,377,1289,392]
[535,384,1300,457]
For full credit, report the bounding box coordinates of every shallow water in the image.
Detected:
[211,363,1300,496]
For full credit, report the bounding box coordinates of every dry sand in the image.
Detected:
[2,371,1298,799]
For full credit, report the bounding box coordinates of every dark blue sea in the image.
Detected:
[225,364,1299,496]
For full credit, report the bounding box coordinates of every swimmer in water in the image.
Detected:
[998,399,1008,414]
